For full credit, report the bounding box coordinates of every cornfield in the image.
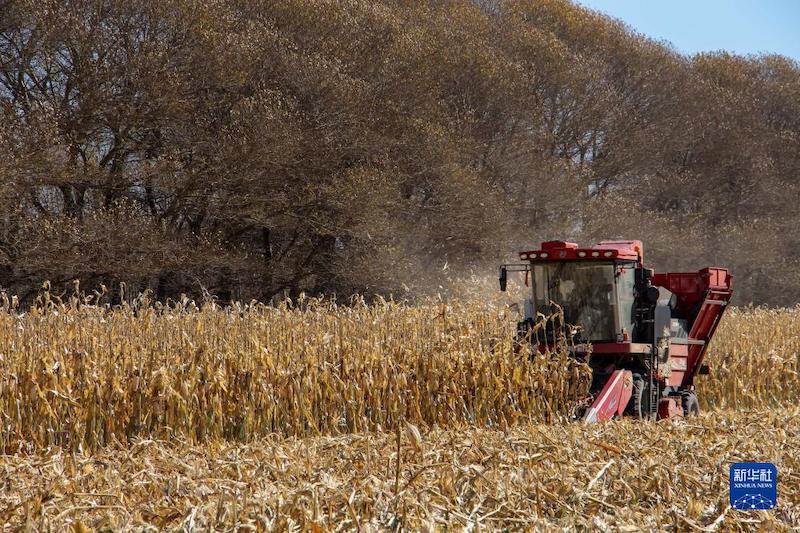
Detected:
[0,293,592,451]
[1,293,798,453]
[0,294,800,451]
[700,306,800,408]
[1,292,798,530]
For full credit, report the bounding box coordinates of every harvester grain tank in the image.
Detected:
[499,240,732,422]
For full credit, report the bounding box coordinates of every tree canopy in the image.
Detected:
[1,0,798,304]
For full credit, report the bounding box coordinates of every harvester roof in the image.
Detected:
[519,240,643,263]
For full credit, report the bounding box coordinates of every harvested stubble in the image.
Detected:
[700,307,800,409]
[1,409,797,531]
[0,295,591,451]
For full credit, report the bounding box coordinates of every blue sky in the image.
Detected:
[575,0,800,60]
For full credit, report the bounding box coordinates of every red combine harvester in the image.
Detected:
[499,240,732,422]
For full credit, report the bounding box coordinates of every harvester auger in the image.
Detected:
[499,240,732,422]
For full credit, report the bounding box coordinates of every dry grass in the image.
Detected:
[1,409,797,531]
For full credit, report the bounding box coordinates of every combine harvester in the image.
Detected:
[499,240,732,422]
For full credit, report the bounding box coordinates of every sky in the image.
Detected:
[575,0,800,60]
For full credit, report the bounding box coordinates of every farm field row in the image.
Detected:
[1,298,798,450]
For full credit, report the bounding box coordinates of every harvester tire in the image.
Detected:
[627,374,649,419]
[682,392,700,417]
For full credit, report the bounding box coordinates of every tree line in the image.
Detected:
[1,0,798,305]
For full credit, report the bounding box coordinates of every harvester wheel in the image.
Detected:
[682,392,700,417]
[627,374,650,419]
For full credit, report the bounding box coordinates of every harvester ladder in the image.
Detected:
[649,352,658,420]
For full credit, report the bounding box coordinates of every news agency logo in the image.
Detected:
[730,462,777,510]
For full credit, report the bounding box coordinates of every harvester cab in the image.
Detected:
[499,240,732,422]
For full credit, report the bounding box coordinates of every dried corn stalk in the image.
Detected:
[0,293,591,451]
[0,409,796,530]
[699,307,800,409]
